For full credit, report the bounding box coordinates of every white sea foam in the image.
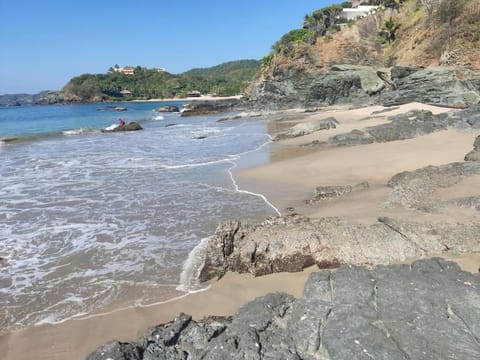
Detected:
[177,237,210,292]
[153,115,165,121]
[62,128,86,136]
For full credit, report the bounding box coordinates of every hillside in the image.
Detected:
[259,0,480,79]
[59,60,260,103]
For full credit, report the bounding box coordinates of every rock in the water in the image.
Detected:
[114,122,143,132]
[155,105,179,113]
[88,259,480,360]
[275,117,339,140]
[181,99,249,117]
[113,107,128,112]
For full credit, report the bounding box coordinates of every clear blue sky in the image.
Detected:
[0,0,336,94]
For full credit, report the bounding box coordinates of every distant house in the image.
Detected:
[341,5,378,20]
[187,91,202,97]
[114,66,135,75]
[120,90,133,97]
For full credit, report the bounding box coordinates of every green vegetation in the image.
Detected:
[378,17,400,43]
[63,60,261,102]
[272,29,315,54]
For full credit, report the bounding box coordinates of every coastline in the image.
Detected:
[2,102,480,359]
[130,95,243,103]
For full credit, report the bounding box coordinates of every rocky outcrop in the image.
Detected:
[249,65,480,110]
[329,107,480,147]
[181,99,250,117]
[388,161,480,212]
[198,213,480,281]
[380,66,480,107]
[87,258,480,360]
[249,65,387,110]
[155,105,179,113]
[275,117,338,140]
[102,122,143,132]
[465,135,480,161]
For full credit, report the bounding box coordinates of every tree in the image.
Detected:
[436,0,467,39]
[378,17,400,43]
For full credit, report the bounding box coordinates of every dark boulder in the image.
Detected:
[155,105,179,113]
[181,99,250,117]
[88,259,480,360]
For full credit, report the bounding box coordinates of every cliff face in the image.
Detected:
[248,0,480,109]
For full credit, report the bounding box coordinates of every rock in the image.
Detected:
[86,340,142,360]
[465,135,480,161]
[102,122,143,132]
[331,129,375,146]
[155,105,180,113]
[388,161,480,212]
[465,150,480,162]
[330,107,480,147]
[181,99,250,117]
[380,66,480,107]
[248,65,480,110]
[88,259,480,359]
[113,107,128,112]
[198,213,480,281]
[275,117,339,140]
[312,181,369,201]
[0,256,7,267]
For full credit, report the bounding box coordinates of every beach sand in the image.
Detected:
[2,102,479,360]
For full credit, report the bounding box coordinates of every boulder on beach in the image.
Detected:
[465,135,480,161]
[155,105,180,113]
[275,117,339,140]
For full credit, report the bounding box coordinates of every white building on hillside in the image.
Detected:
[341,5,378,20]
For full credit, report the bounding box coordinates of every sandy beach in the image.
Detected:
[2,102,479,360]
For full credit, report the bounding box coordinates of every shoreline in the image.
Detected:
[2,102,479,359]
[130,95,243,103]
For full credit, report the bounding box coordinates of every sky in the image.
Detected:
[0,0,336,94]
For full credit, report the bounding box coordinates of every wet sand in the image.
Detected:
[2,102,479,360]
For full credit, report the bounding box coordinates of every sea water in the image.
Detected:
[0,102,277,332]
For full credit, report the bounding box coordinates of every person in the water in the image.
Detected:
[118,118,125,126]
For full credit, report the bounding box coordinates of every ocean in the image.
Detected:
[0,101,278,332]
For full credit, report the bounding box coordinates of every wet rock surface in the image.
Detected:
[88,259,480,360]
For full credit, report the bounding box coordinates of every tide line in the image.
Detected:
[226,159,281,217]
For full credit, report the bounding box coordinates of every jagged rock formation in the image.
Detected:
[198,213,480,282]
[465,135,480,162]
[248,65,480,110]
[87,258,480,360]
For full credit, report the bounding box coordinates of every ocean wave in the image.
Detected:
[152,115,165,121]
[177,237,210,292]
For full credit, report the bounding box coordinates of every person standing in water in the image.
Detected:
[118,118,125,126]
